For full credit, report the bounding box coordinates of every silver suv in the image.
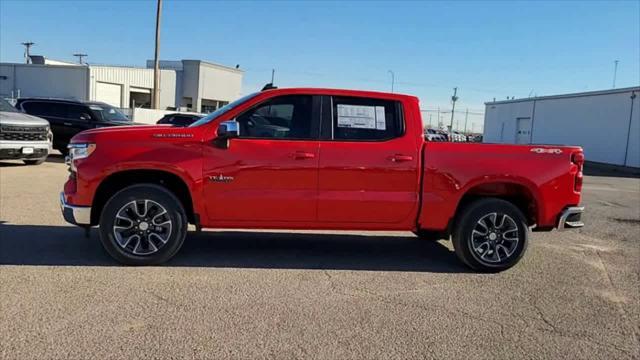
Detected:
[0,99,52,165]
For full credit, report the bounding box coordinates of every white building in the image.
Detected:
[483,87,640,168]
[0,58,243,113]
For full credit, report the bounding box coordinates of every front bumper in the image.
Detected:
[0,141,49,160]
[557,206,584,230]
[60,192,92,226]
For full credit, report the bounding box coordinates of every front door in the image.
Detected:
[516,117,531,144]
[317,96,420,226]
[203,95,321,224]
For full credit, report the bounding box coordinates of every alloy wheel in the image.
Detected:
[112,199,172,256]
[470,212,520,264]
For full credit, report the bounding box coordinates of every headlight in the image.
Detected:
[67,143,96,171]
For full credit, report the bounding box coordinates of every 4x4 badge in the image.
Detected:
[208,174,234,183]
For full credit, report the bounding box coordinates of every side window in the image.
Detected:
[236,95,313,139]
[66,104,90,121]
[331,96,403,141]
[22,101,65,117]
[173,116,196,126]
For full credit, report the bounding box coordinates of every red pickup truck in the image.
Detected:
[60,87,584,272]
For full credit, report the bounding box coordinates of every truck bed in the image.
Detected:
[418,142,583,231]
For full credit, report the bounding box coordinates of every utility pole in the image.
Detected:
[437,106,441,128]
[388,70,395,93]
[271,69,275,84]
[429,113,432,127]
[463,108,469,134]
[612,60,619,88]
[21,42,34,64]
[152,0,162,109]
[73,53,88,64]
[448,87,458,140]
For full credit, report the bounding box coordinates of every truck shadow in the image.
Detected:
[0,224,468,273]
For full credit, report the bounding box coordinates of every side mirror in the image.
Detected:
[217,120,240,139]
[79,113,91,121]
[215,120,239,149]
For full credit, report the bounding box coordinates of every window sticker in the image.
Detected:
[337,104,386,130]
[375,106,386,130]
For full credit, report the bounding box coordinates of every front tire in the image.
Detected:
[452,198,528,272]
[99,184,187,265]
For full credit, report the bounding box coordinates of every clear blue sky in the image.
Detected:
[1,0,639,131]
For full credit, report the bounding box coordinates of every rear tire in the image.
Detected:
[23,159,45,165]
[98,184,187,265]
[452,198,528,272]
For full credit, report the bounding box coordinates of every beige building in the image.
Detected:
[0,58,243,113]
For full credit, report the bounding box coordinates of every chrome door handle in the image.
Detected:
[389,154,413,162]
[63,122,72,126]
[293,151,315,160]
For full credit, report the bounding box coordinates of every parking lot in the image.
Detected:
[1,155,639,359]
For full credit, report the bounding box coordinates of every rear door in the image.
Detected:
[317,95,421,226]
[203,94,321,223]
[516,117,532,144]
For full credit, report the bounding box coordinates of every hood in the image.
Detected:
[0,111,50,126]
[71,124,197,143]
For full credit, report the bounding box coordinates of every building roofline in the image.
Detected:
[0,62,87,69]
[181,59,244,73]
[485,86,640,105]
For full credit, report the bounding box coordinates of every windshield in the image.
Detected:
[0,99,19,113]
[189,92,260,127]
[89,104,130,122]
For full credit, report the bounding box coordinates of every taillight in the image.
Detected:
[572,152,584,192]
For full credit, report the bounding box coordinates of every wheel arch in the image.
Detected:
[91,169,196,226]
[454,180,541,228]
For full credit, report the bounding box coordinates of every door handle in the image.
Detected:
[293,151,315,160]
[63,122,72,126]
[389,154,413,162]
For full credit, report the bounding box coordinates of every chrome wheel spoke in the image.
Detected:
[472,228,488,237]
[149,232,168,245]
[477,219,489,232]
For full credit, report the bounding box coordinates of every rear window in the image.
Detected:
[331,96,403,141]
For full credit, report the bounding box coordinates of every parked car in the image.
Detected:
[16,98,132,155]
[60,87,584,272]
[436,129,449,141]
[157,113,202,127]
[425,128,446,142]
[0,98,52,165]
[451,131,465,142]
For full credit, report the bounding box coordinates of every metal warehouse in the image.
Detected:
[483,87,639,168]
[0,58,243,113]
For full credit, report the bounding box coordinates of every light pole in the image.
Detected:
[73,53,88,64]
[388,70,395,93]
[448,87,458,140]
[21,42,34,64]
[612,60,619,88]
[152,0,162,109]
[463,108,469,134]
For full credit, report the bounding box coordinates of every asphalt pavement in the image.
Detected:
[1,155,638,359]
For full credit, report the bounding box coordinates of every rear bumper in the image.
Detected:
[60,192,92,226]
[557,206,584,230]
